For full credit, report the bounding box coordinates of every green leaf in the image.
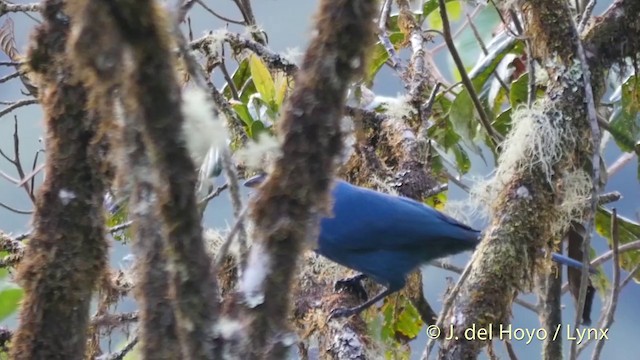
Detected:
[386,14,401,33]
[423,0,459,21]
[609,75,640,152]
[428,116,460,150]
[274,72,290,110]
[452,144,471,174]
[449,90,474,133]
[232,103,255,127]
[0,251,7,279]
[425,190,448,211]
[591,245,611,296]
[509,73,529,107]
[595,206,640,282]
[0,283,23,322]
[221,59,251,99]
[490,82,509,115]
[379,295,423,343]
[366,32,405,84]
[248,54,276,108]
[107,205,130,243]
[493,108,512,136]
[394,300,422,339]
[425,1,462,31]
[250,121,267,140]
[448,90,479,150]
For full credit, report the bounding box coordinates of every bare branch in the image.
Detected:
[196,0,245,25]
[0,1,41,14]
[0,71,20,84]
[590,209,621,360]
[377,0,405,73]
[97,335,139,360]
[0,99,38,118]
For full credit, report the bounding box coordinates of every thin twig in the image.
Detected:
[30,150,43,200]
[559,239,640,296]
[619,264,640,289]
[219,61,240,100]
[0,169,18,183]
[377,0,404,73]
[466,13,510,94]
[177,0,196,23]
[423,257,475,359]
[567,5,602,357]
[445,170,470,192]
[437,0,502,146]
[179,30,248,139]
[199,183,229,204]
[0,2,41,13]
[578,0,597,33]
[503,340,519,360]
[589,240,640,268]
[97,335,139,360]
[0,99,38,118]
[220,147,247,273]
[432,259,537,313]
[196,0,245,25]
[518,7,537,107]
[16,162,44,187]
[607,152,635,177]
[213,205,249,271]
[191,32,298,75]
[108,221,133,234]
[91,311,139,327]
[10,117,35,202]
[0,201,32,214]
[419,83,441,138]
[0,71,20,84]
[598,191,621,205]
[591,209,621,360]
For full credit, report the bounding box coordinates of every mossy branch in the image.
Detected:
[9,0,108,358]
[583,0,640,69]
[224,0,378,358]
[66,1,184,357]
[85,0,219,358]
[430,1,606,358]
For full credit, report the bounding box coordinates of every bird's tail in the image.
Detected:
[550,252,597,274]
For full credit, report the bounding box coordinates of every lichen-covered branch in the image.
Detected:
[89,0,218,358]
[431,1,607,358]
[121,114,183,359]
[65,1,184,356]
[9,1,109,358]
[583,0,640,68]
[536,269,562,359]
[226,0,378,358]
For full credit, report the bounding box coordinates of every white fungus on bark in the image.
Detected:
[239,242,271,308]
[180,86,229,167]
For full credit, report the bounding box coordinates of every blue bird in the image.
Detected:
[245,174,594,318]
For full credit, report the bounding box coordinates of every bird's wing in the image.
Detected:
[320,181,480,252]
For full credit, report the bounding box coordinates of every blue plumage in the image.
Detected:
[245,174,594,318]
[317,180,479,291]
